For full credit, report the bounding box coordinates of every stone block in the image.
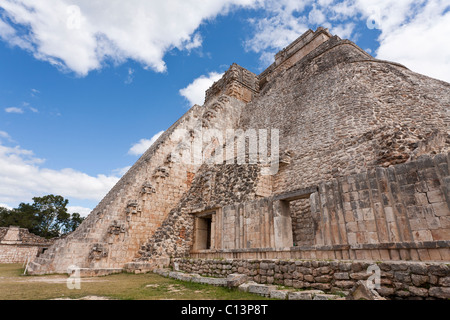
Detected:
[411,274,429,286]
[377,286,395,297]
[315,275,332,283]
[428,249,443,261]
[431,228,450,241]
[429,287,450,299]
[439,276,450,287]
[384,207,395,222]
[334,272,350,280]
[334,280,355,289]
[313,294,339,300]
[350,272,370,280]
[226,273,248,288]
[428,264,449,277]
[427,190,445,204]
[248,284,277,296]
[431,202,450,217]
[288,290,324,300]
[197,277,227,286]
[346,280,386,300]
[412,230,433,242]
[238,281,256,292]
[310,283,331,291]
[269,290,289,300]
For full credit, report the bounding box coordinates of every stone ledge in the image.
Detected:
[70,268,123,278]
[192,240,450,254]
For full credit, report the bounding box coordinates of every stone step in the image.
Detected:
[26,261,41,274]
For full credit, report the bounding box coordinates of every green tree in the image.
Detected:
[0,195,85,238]
[31,195,71,238]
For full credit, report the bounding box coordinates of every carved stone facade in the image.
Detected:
[27,26,450,298]
[0,226,55,263]
[205,63,259,104]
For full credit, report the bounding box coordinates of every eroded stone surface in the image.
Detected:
[24,27,449,292]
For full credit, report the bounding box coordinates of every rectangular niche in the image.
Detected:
[193,211,216,251]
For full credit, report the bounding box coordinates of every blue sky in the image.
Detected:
[0,0,449,216]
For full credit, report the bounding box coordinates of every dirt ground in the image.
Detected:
[0,264,266,300]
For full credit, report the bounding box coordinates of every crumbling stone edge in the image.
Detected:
[153,268,347,300]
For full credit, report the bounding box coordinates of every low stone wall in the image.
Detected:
[0,244,41,264]
[174,258,450,300]
[191,240,450,262]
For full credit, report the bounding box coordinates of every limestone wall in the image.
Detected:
[240,36,450,196]
[0,244,40,264]
[134,161,263,262]
[27,27,450,274]
[28,94,247,275]
[174,258,450,300]
[187,153,450,261]
[0,226,54,264]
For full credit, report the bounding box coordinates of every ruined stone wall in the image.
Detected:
[205,63,258,104]
[28,28,450,274]
[314,153,450,251]
[0,228,7,240]
[188,153,450,262]
[0,227,54,263]
[240,36,450,196]
[259,27,334,86]
[28,94,247,275]
[0,245,40,264]
[133,161,262,261]
[174,258,450,300]
[290,199,315,246]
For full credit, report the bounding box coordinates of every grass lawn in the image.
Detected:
[0,264,268,300]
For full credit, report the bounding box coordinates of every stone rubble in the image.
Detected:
[153,268,346,300]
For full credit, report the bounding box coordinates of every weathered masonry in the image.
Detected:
[27,27,450,299]
[0,226,54,264]
[187,156,450,262]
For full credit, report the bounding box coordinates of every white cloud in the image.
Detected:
[128,131,165,156]
[244,0,310,62]
[371,0,450,83]
[331,22,355,39]
[112,166,132,177]
[0,203,13,210]
[309,5,326,25]
[30,88,40,97]
[0,140,120,207]
[5,107,24,114]
[179,72,224,106]
[0,0,258,76]
[67,206,92,218]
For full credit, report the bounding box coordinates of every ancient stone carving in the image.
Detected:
[141,182,156,194]
[280,150,293,165]
[108,220,126,235]
[165,153,175,164]
[204,64,259,104]
[89,243,108,260]
[153,166,169,178]
[126,200,141,214]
